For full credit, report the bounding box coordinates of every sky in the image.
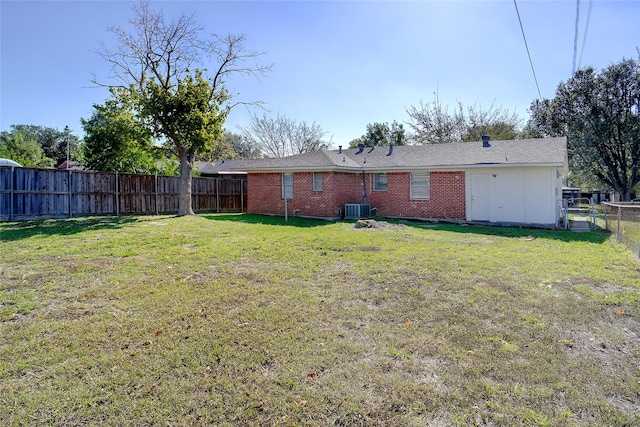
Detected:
[1,0,639,147]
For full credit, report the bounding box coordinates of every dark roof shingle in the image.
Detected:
[238,137,567,172]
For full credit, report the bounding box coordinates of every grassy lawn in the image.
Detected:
[1,214,639,426]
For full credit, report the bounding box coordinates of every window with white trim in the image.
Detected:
[313,172,323,191]
[373,173,387,191]
[410,172,430,199]
[282,172,293,199]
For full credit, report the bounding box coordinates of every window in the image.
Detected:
[410,172,430,199]
[282,172,293,199]
[373,173,387,191]
[313,172,323,191]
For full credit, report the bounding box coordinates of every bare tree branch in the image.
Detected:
[241,113,329,158]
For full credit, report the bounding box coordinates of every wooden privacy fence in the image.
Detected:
[0,166,247,221]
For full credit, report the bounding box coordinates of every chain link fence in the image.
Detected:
[559,197,597,230]
[602,202,640,258]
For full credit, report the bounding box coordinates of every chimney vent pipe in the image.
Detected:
[482,135,491,148]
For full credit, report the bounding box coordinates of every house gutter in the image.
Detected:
[243,162,566,174]
[350,162,566,172]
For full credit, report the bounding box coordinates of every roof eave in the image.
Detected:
[245,162,565,173]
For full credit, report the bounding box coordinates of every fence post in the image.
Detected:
[241,179,245,213]
[68,169,73,218]
[617,206,621,241]
[216,178,220,213]
[115,172,120,216]
[9,166,15,221]
[155,174,159,215]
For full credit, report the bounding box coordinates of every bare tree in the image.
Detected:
[92,1,270,215]
[406,94,523,144]
[95,2,269,95]
[241,113,329,158]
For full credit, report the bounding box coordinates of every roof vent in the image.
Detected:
[355,143,365,154]
[338,145,342,154]
[387,143,394,156]
[482,135,491,148]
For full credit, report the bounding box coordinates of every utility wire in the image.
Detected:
[577,0,593,70]
[513,0,542,100]
[572,0,581,75]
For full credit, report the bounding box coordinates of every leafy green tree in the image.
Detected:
[0,130,54,167]
[81,95,176,174]
[130,70,229,195]
[9,125,81,166]
[197,132,262,161]
[226,132,263,159]
[527,57,640,200]
[405,96,465,144]
[521,99,563,139]
[94,1,269,215]
[348,121,406,148]
[460,104,522,142]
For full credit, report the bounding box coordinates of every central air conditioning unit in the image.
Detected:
[344,203,371,219]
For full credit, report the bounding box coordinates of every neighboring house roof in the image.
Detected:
[197,159,259,175]
[56,160,82,170]
[238,137,568,172]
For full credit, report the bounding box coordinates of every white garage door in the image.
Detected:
[468,168,556,225]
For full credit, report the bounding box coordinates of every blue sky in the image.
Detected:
[1,0,639,147]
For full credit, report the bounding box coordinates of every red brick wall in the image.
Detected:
[247,171,361,218]
[366,171,466,219]
[247,170,466,220]
[247,173,283,214]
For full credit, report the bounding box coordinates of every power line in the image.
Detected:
[572,0,580,75]
[513,0,543,100]
[578,0,593,70]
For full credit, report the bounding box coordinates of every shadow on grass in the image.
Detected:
[201,213,338,228]
[0,216,141,242]
[399,219,612,244]
[201,214,609,243]
[203,213,612,243]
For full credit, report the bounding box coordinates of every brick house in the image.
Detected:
[240,136,568,228]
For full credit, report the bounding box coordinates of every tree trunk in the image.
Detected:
[178,154,194,216]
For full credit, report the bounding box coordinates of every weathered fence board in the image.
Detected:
[0,166,247,221]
